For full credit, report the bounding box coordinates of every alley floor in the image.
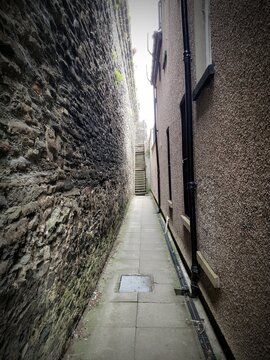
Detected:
[64,196,205,360]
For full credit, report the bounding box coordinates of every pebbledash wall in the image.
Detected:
[0,1,137,359]
[150,1,270,359]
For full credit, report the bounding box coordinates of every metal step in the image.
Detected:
[135,147,146,195]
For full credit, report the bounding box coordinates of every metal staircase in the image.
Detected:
[135,144,146,195]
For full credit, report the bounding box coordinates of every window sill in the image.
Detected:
[193,64,215,101]
[181,214,190,232]
[196,251,220,288]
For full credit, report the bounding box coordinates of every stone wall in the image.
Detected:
[0,1,137,359]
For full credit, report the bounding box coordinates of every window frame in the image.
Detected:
[158,0,163,30]
[193,0,214,100]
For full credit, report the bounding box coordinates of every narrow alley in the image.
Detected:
[65,196,222,360]
[0,0,269,359]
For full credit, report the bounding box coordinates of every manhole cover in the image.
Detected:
[119,275,152,293]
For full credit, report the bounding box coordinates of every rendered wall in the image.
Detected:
[194,1,270,359]
[153,0,192,267]
[0,1,137,359]
[151,0,270,359]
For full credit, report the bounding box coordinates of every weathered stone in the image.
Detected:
[0,57,21,78]
[0,93,11,105]
[35,140,47,154]
[11,263,23,272]
[64,188,80,197]
[22,136,35,147]
[26,115,39,127]
[56,223,64,235]
[39,196,54,210]
[61,207,71,222]
[44,89,53,102]
[55,181,73,192]
[32,82,43,95]
[8,120,39,138]
[0,140,11,157]
[5,206,22,222]
[45,127,59,160]
[4,218,28,246]
[21,342,29,359]
[42,208,52,221]
[60,107,69,116]
[36,260,50,278]
[25,149,40,162]
[0,195,7,209]
[22,202,38,217]
[10,156,30,172]
[43,246,51,261]
[28,215,39,231]
[20,103,33,114]
[46,272,55,289]
[19,254,31,265]
[0,1,136,359]
[39,324,51,343]
[36,236,45,248]
[45,208,61,232]
[0,260,9,277]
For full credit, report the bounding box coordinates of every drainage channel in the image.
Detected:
[158,214,217,360]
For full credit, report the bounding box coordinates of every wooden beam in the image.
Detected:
[181,214,190,232]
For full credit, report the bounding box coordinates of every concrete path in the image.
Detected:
[65,196,204,360]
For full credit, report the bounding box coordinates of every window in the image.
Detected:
[162,50,167,71]
[180,98,190,218]
[158,0,163,30]
[150,128,155,146]
[194,0,212,82]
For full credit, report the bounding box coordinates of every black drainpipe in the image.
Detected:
[153,86,161,211]
[180,0,199,297]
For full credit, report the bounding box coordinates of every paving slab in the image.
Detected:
[140,232,164,240]
[140,259,172,271]
[120,233,142,243]
[68,327,136,360]
[111,258,139,272]
[116,249,140,260]
[120,243,141,252]
[83,302,137,328]
[140,242,167,251]
[137,302,188,328]
[140,236,164,244]
[140,250,170,261]
[138,284,179,303]
[135,328,203,360]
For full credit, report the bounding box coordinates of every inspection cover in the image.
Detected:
[119,275,152,293]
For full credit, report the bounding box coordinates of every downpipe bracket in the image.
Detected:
[183,50,191,60]
[187,181,197,190]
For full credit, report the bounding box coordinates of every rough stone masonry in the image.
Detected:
[0,0,137,359]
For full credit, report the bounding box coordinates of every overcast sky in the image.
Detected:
[128,0,159,133]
